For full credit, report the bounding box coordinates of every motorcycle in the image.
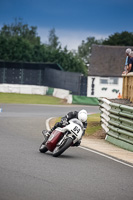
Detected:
[39,118,84,157]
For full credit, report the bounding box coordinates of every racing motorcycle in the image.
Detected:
[39,118,84,157]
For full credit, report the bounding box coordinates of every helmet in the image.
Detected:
[78,109,87,122]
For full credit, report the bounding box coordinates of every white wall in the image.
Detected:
[0,84,72,102]
[87,76,123,99]
[0,84,48,95]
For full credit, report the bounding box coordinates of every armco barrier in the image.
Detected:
[99,98,133,152]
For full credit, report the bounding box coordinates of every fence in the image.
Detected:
[0,61,61,85]
[0,61,87,96]
[44,68,87,96]
[99,98,133,152]
[122,72,133,103]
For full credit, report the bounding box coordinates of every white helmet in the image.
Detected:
[78,109,87,122]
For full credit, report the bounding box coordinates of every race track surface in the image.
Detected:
[0,104,133,200]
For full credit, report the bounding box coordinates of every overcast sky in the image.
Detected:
[0,0,132,50]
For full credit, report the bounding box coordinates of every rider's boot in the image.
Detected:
[42,130,50,141]
[72,140,81,147]
[42,128,54,140]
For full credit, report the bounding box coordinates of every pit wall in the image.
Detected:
[99,98,133,152]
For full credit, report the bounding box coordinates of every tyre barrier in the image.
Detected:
[99,98,133,152]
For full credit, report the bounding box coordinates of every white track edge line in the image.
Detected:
[80,146,133,168]
[46,117,54,131]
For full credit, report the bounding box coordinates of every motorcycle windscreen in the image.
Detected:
[46,130,63,152]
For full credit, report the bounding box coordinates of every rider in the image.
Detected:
[43,109,88,146]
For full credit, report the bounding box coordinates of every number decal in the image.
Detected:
[73,126,80,134]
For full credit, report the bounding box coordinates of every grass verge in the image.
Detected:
[0,93,67,105]
[86,113,102,136]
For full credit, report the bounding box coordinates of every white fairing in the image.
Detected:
[56,118,84,144]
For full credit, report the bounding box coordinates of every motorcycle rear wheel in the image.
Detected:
[53,137,73,157]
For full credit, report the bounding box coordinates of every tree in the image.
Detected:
[78,37,102,64]
[0,36,33,61]
[0,18,40,45]
[102,31,133,46]
[56,49,87,75]
[48,28,60,49]
[0,20,88,75]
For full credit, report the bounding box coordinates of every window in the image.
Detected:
[109,78,118,84]
[100,77,118,85]
[100,79,108,84]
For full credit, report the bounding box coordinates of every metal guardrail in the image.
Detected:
[99,98,133,152]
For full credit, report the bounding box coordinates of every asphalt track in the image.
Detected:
[0,104,133,200]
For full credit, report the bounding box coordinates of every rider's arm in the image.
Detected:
[61,111,77,125]
[61,111,78,127]
[64,111,78,121]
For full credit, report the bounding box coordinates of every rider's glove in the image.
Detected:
[61,117,68,126]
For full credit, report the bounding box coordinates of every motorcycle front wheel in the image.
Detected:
[39,137,48,153]
[53,137,73,157]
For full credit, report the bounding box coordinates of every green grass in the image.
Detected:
[0,92,66,105]
[86,113,102,136]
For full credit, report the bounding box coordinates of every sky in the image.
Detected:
[0,0,133,50]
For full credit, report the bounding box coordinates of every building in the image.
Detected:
[87,44,133,98]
